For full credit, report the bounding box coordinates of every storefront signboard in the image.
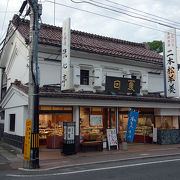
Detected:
[90,115,103,126]
[164,29,179,97]
[107,129,118,150]
[63,122,76,155]
[105,76,140,94]
[63,122,75,144]
[126,110,139,142]
[24,119,32,162]
[153,127,157,143]
[61,18,71,91]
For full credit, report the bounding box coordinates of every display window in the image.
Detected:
[39,106,72,148]
[80,107,116,143]
[155,116,179,130]
[118,108,154,143]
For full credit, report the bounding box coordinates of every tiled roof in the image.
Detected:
[12,81,180,104]
[12,14,162,65]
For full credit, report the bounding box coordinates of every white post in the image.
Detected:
[73,106,79,136]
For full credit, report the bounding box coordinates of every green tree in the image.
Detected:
[147,40,163,53]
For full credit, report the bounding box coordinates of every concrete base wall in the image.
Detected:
[0,124,4,140]
[3,132,24,152]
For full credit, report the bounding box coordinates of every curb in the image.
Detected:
[18,152,180,172]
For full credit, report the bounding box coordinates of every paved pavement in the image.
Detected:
[1,140,180,171]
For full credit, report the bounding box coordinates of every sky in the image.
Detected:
[1,0,180,46]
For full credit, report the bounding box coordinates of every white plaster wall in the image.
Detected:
[3,33,164,95]
[3,90,28,109]
[0,25,17,68]
[39,59,61,86]
[72,57,163,93]
[177,47,180,64]
[4,106,25,136]
[0,120,4,124]
[38,52,164,94]
[148,74,164,93]
[5,33,29,89]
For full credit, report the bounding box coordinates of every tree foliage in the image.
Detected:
[147,40,163,53]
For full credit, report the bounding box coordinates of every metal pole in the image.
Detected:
[28,0,40,169]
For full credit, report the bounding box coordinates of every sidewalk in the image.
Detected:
[1,141,180,171]
[36,143,180,170]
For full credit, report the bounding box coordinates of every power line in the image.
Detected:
[43,0,180,36]
[0,0,10,41]
[0,11,18,13]
[0,15,28,54]
[70,0,180,31]
[0,25,19,53]
[0,31,7,44]
[0,1,29,52]
[87,0,180,28]
[104,0,180,27]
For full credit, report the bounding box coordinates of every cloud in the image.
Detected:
[0,0,180,46]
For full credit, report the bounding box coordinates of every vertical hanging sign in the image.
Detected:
[126,110,139,142]
[61,18,71,91]
[164,29,179,97]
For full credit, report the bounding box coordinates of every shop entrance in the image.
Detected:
[39,106,73,149]
[80,107,116,144]
[118,108,154,143]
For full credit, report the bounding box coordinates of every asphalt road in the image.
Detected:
[2,155,180,180]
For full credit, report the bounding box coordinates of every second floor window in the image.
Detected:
[80,69,89,85]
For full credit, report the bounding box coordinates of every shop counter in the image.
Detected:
[133,135,152,143]
[81,141,103,152]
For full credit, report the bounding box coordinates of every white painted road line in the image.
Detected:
[7,158,180,178]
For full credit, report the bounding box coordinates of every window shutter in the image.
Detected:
[94,68,102,87]
[73,65,80,86]
[141,74,148,91]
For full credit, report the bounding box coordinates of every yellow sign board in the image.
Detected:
[24,119,32,161]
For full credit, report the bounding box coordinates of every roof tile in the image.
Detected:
[12,14,162,64]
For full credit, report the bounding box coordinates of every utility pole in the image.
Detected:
[27,0,41,169]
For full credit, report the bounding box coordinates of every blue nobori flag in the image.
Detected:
[126,110,139,142]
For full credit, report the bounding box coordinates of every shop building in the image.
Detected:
[0,15,180,151]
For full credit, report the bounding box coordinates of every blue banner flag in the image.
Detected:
[126,110,139,142]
